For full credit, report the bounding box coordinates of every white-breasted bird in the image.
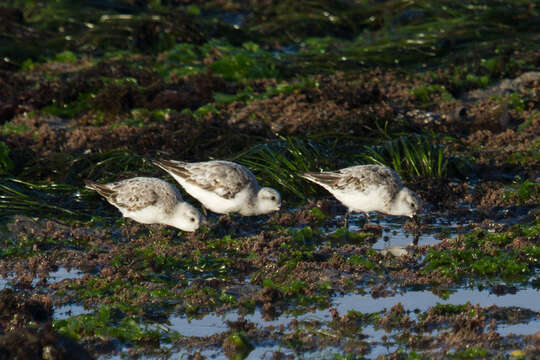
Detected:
[152,159,281,216]
[302,165,420,229]
[85,177,202,232]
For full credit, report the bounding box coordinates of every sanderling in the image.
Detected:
[153,159,281,216]
[302,165,420,229]
[85,177,202,232]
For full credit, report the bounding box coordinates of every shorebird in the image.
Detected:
[152,160,281,216]
[302,165,420,229]
[85,177,202,232]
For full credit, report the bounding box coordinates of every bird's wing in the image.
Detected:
[86,179,159,211]
[338,166,403,203]
[304,165,402,196]
[154,160,255,199]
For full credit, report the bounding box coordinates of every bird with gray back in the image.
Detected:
[302,165,421,230]
[153,159,281,216]
[85,177,202,232]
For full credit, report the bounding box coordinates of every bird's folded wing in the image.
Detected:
[160,160,254,199]
[107,180,159,211]
[337,166,402,196]
[305,166,402,195]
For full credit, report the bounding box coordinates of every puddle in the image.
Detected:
[323,213,464,251]
[168,313,232,337]
[165,285,540,359]
[168,286,539,336]
[372,225,437,250]
[497,319,540,336]
[370,344,399,359]
[326,287,540,314]
[0,266,84,292]
[197,343,296,360]
[244,345,296,359]
[197,345,352,360]
[47,266,84,283]
[54,303,91,320]
[96,346,129,360]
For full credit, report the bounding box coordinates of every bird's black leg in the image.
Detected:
[344,210,351,231]
[365,212,370,226]
[412,215,421,246]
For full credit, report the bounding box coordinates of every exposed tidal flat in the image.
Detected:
[0,0,539,359]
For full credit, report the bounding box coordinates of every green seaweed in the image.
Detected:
[1,121,30,136]
[449,347,488,359]
[54,305,174,345]
[223,332,254,360]
[0,179,82,219]
[361,135,453,180]
[504,179,540,205]
[423,224,539,282]
[0,142,13,175]
[236,136,337,200]
[53,50,78,63]
[41,92,95,119]
[429,303,469,316]
[411,84,453,105]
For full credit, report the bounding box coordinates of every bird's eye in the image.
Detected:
[190,217,195,222]
[411,203,416,208]
[271,196,276,201]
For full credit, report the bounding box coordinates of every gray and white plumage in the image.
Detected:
[85,177,201,232]
[303,165,420,218]
[153,160,281,216]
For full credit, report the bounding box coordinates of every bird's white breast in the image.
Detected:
[330,185,392,213]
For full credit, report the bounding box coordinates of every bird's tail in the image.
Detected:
[301,171,339,186]
[301,172,318,183]
[84,180,99,191]
[84,180,114,198]
[152,159,189,177]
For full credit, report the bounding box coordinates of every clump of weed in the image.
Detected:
[360,135,453,180]
[54,305,170,345]
[68,149,152,183]
[53,50,78,63]
[1,121,30,136]
[236,136,337,200]
[423,223,538,282]
[41,92,96,119]
[504,178,540,205]
[0,179,81,219]
[157,40,280,83]
[411,84,453,106]
[0,141,13,175]
[223,331,254,360]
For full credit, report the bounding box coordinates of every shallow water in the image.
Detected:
[54,303,90,320]
[47,266,84,283]
[328,213,464,250]
[0,266,83,289]
[160,209,538,358]
[198,344,297,360]
[164,283,539,360]
[4,210,537,359]
[329,287,540,314]
[497,320,540,336]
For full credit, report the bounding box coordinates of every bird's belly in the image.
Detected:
[121,205,165,224]
[334,190,389,213]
